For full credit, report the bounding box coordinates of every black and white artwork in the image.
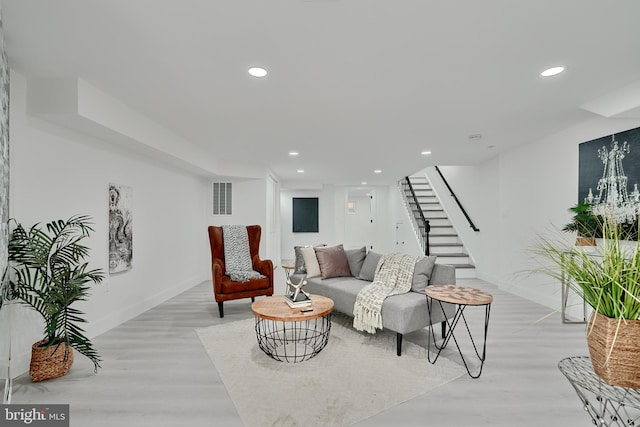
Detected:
[109,183,133,274]
[578,126,640,203]
[0,13,9,283]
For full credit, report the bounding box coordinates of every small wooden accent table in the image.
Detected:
[251,295,334,362]
[281,263,295,281]
[425,284,493,378]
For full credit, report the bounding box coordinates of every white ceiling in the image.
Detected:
[4,0,640,186]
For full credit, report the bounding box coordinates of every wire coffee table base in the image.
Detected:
[254,314,332,363]
[559,356,640,426]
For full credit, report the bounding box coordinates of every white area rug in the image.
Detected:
[196,314,464,427]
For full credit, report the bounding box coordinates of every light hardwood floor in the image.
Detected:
[9,274,591,426]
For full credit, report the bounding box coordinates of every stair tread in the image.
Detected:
[453,264,476,269]
[431,252,469,258]
[430,243,463,247]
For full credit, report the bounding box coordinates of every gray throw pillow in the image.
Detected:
[411,255,438,293]
[345,246,366,277]
[294,246,307,274]
[358,251,382,281]
[315,244,352,279]
[293,244,326,274]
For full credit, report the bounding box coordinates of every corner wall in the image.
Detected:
[429,117,640,315]
[4,71,212,376]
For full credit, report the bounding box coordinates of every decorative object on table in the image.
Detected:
[284,276,311,308]
[108,183,133,273]
[533,214,640,388]
[207,225,273,318]
[8,215,104,381]
[558,356,640,426]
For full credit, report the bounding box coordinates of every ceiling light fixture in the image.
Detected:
[289,151,299,156]
[248,67,267,78]
[468,134,483,141]
[361,181,367,185]
[297,169,305,173]
[421,150,432,156]
[374,169,382,174]
[541,66,565,77]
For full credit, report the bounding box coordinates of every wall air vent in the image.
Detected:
[212,182,232,215]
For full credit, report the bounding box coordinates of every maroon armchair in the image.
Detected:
[208,225,274,317]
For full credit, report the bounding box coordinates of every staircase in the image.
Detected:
[402,175,476,279]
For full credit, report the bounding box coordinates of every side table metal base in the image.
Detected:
[427,299,491,379]
[559,356,640,426]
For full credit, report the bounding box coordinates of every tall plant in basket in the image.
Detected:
[8,215,104,382]
[534,213,640,388]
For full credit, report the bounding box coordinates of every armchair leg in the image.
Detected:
[251,297,255,302]
[218,302,224,318]
[441,321,446,337]
[396,333,403,356]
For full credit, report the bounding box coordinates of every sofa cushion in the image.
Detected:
[411,255,438,293]
[293,246,307,274]
[358,251,382,281]
[344,246,366,277]
[300,247,321,278]
[315,244,352,279]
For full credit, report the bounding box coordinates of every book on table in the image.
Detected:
[284,293,312,308]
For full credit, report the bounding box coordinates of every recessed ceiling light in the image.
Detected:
[248,67,267,77]
[421,150,432,156]
[541,66,565,77]
[374,169,382,174]
[361,181,367,185]
[297,169,304,173]
[289,151,299,156]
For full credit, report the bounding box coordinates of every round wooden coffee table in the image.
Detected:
[425,284,493,378]
[251,294,334,362]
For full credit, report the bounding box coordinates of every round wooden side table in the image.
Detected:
[251,295,334,362]
[425,284,493,378]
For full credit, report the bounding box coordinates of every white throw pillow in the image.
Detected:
[300,247,321,278]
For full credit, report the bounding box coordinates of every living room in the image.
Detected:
[2,1,640,426]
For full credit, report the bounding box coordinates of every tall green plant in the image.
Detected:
[535,214,640,320]
[8,215,104,371]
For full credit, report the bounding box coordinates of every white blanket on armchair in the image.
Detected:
[353,253,420,334]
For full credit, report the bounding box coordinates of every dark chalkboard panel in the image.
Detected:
[578,126,640,203]
[292,197,319,232]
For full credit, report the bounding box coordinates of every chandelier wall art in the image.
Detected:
[583,134,640,224]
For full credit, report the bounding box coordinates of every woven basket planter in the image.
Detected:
[29,340,74,382]
[587,312,640,388]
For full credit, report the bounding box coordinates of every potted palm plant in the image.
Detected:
[562,202,602,246]
[534,214,640,388]
[8,215,104,382]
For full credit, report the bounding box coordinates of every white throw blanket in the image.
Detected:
[222,225,265,282]
[353,253,420,334]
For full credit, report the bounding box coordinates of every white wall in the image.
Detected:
[3,71,212,376]
[280,184,399,262]
[426,116,640,316]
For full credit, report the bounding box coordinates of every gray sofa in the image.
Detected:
[291,246,457,356]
